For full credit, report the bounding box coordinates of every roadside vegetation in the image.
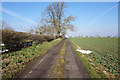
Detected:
[49,40,66,78]
[1,38,62,78]
[2,29,55,52]
[69,37,118,78]
[1,2,76,79]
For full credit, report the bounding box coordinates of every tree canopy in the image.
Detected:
[29,2,75,37]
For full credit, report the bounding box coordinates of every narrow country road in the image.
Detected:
[64,40,90,78]
[16,39,90,78]
[16,40,65,78]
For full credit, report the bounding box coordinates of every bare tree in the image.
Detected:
[43,2,75,37]
[29,2,75,37]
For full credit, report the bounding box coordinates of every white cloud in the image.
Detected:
[88,3,118,26]
[1,7,37,24]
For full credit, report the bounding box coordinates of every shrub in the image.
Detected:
[44,35,55,42]
[2,30,29,51]
[2,61,9,69]
[13,58,23,63]
[29,34,46,44]
[2,30,55,52]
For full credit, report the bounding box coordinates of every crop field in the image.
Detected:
[69,38,118,78]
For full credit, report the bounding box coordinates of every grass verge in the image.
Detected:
[1,38,62,78]
[49,40,66,78]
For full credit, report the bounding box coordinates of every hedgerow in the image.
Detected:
[2,30,55,52]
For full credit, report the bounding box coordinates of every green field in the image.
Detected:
[69,38,118,78]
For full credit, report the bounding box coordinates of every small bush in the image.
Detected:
[2,55,7,60]
[13,58,23,63]
[2,61,9,69]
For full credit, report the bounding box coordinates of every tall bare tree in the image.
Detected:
[29,2,75,37]
[43,2,75,37]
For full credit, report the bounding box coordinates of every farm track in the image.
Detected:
[15,39,65,78]
[15,39,90,78]
[64,40,90,78]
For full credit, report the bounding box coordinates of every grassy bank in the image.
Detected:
[69,38,118,78]
[1,38,62,78]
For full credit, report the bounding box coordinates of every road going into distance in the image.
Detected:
[15,39,90,78]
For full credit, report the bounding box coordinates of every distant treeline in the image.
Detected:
[69,35,118,38]
[2,29,56,52]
